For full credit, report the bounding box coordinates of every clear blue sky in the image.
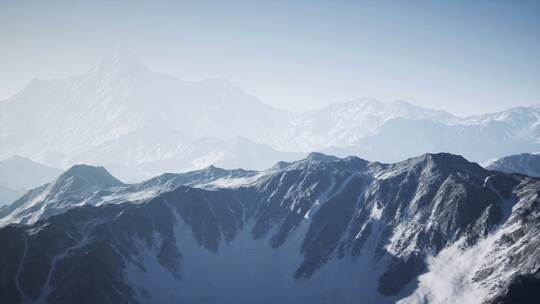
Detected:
[1,0,539,116]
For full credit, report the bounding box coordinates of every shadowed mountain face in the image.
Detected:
[0,153,538,304]
[2,50,540,181]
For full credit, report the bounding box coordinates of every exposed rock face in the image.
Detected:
[0,153,538,303]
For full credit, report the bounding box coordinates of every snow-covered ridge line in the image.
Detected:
[2,150,536,229]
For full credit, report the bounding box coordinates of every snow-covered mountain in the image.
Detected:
[280,99,457,152]
[0,164,125,226]
[2,49,540,180]
[0,156,61,206]
[0,162,259,227]
[326,105,540,163]
[0,153,538,303]
[484,153,540,178]
[0,49,296,180]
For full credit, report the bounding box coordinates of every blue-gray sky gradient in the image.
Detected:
[1,0,539,116]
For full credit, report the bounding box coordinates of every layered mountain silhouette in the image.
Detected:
[484,153,540,178]
[1,49,540,181]
[0,153,538,303]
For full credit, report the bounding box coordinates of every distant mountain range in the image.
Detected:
[0,49,301,180]
[484,153,540,178]
[0,156,61,206]
[1,49,540,181]
[0,153,538,303]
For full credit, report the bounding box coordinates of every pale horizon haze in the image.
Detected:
[1,0,539,116]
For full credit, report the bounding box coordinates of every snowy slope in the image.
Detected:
[484,153,540,178]
[0,153,538,303]
[0,163,261,227]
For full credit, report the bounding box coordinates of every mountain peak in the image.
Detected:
[60,164,124,188]
[269,153,339,171]
[305,152,339,163]
[336,98,383,109]
[406,153,487,176]
[200,165,226,175]
[391,99,415,108]
[94,48,149,77]
[421,152,466,163]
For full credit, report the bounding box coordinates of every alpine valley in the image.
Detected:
[0,152,538,304]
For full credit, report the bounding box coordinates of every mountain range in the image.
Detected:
[1,49,540,181]
[0,152,538,303]
[484,153,540,178]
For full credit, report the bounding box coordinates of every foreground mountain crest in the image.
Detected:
[0,153,538,303]
[0,164,123,226]
[59,164,125,188]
